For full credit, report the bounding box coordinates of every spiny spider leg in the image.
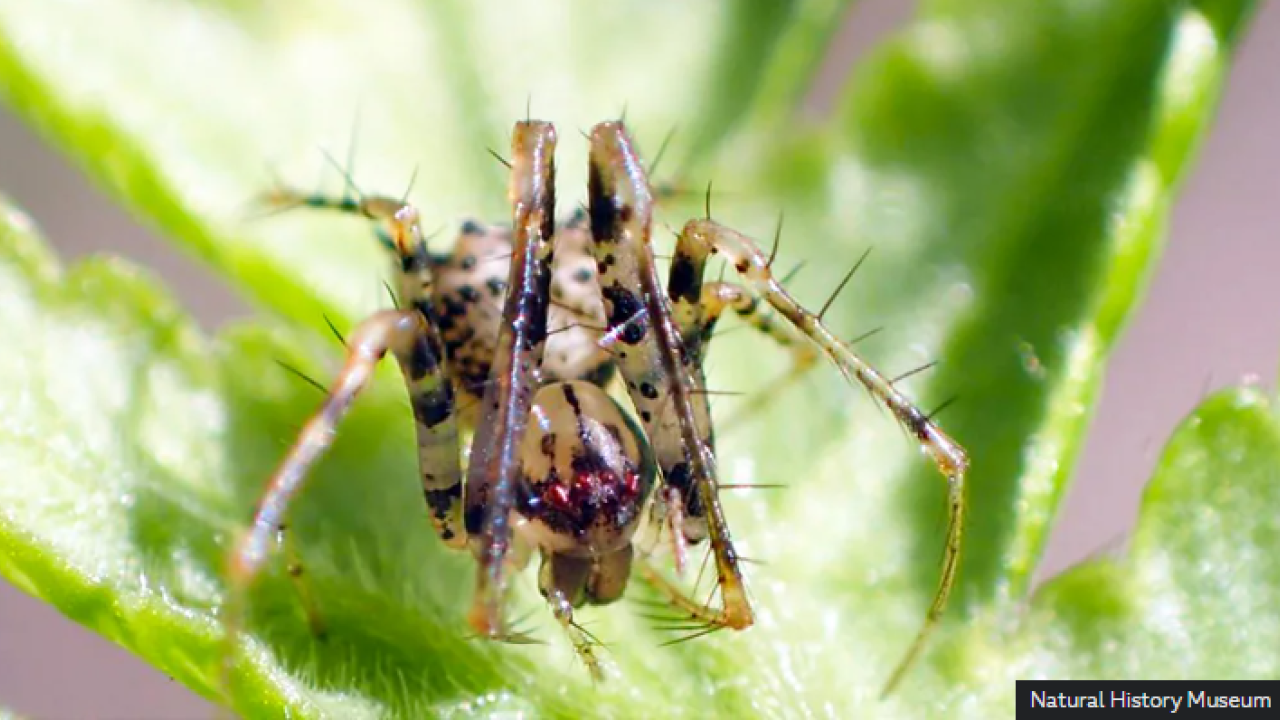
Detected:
[677,218,969,696]
[695,282,820,433]
[464,121,558,637]
[539,555,607,681]
[587,122,752,630]
[654,230,815,570]
[223,306,459,689]
[253,188,468,547]
[634,559,730,644]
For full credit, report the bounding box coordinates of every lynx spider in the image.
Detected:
[223,120,969,694]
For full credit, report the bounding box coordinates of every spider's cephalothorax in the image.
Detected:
[225,121,969,693]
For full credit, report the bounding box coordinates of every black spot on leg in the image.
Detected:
[573,268,593,284]
[666,462,692,493]
[486,277,506,297]
[461,219,484,235]
[901,405,932,442]
[665,462,706,519]
[561,383,583,416]
[458,285,480,303]
[412,387,455,428]
[668,253,700,305]
[425,485,461,520]
[460,255,477,271]
[406,339,441,381]
[639,382,658,400]
[464,503,486,535]
[442,295,468,319]
[588,164,617,243]
[640,410,652,423]
[602,284,647,344]
[401,252,429,274]
[581,360,617,388]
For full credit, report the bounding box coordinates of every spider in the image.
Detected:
[222,120,968,694]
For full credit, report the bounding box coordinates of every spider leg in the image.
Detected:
[654,231,819,559]
[257,185,419,256]
[464,121,558,638]
[223,307,461,686]
[635,557,734,636]
[539,554,608,682]
[257,185,468,547]
[695,281,820,433]
[676,218,969,695]
[587,121,752,631]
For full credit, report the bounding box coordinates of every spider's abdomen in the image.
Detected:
[517,381,655,557]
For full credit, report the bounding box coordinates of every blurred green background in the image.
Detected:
[0,0,1277,716]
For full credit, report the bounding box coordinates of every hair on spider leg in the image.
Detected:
[777,259,808,288]
[318,146,369,206]
[399,164,421,205]
[927,394,960,422]
[331,105,365,207]
[687,388,745,399]
[486,147,513,169]
[246,105,362,222]
[544,320,609,338]
[765,211,785,269]
[569,618,611,650]
[848,326,884,346]
[647,617,724,633]
[320,313,348,348]
[690,544,715,599]
[273,359,329,396]
[818,247,873,322]
[381,280,401,310]
[638,615,709,630]
[890,360,939,386]
[242,162,307,222]
[477,608,547,646]
[593,307,651,353]
[647,125,678,177]
[657,622,729,648]
[717,483,786,492]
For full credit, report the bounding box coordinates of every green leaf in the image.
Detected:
[0,0,849,330]
[966,386,1280,699]
[0,0,1265,718]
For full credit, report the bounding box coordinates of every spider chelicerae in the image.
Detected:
[223,120,968,694]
